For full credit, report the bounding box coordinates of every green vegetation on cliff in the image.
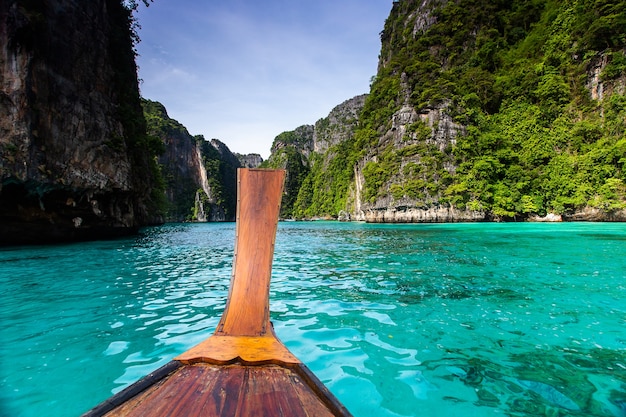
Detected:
[437,0,626,218]
[287,0,625,220]
[294,142,359,218]
[261,129,312,217]
[142,99,197,220]
[111,0,166,220]
[196,137,238,220]
[142,99,237,221]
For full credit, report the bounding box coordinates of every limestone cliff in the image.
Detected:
[236,153,263,168]
[351,0,626,222]
[201,138,239,221]
[313,94,367,155]
[0,0,164,244]
[263,96,366,218]
[267,0,626,222]
[142,99,241,222]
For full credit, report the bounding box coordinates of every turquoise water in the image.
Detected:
[1,222,625,417]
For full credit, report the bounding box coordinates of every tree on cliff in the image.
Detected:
[273,0,626,221]
[0,0,165,244]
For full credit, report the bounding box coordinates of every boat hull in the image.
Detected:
[83,360,351,417]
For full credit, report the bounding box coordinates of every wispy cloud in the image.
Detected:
[136,0,391,158]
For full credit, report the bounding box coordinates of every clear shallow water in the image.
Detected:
[1,222,625,417]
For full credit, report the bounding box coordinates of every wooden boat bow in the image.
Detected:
[83,168,352,417]
[175,168,298,366]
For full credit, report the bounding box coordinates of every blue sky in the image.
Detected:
[135,1,392,159]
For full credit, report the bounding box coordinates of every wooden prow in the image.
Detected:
[217,168,284,336]
[83,168,354,417]
[176,168,298,365]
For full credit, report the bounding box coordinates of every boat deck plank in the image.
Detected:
[103,363,336,417]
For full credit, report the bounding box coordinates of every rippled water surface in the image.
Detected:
[1,222,625,416]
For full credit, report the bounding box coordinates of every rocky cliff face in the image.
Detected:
[263,96,367,218]
[351,0,626,222]
[313,94,367,155]
[143,100,204,221]
[348,0,490,222]
[202,139,239,221]
[142,99,242,222]
[0,0,163,244]
[269,125,315,159]
[351,99,473,222]
[236,153,263,168]
[267,0,626,222]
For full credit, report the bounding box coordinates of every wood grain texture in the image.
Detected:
[83,169,354,417]
[217,168,285,337]
[177,169,293,366]
[103,364,336,417]
[175,335,300,365]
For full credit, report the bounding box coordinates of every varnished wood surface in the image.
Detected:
[102,363,337,417]
[177,169,292,366]
[82,169,353,416]
[216,168,285,337]
[175,335,300,365]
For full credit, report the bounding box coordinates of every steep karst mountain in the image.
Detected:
[142,99,254,222]
[266,0,626,222]
[262,95,367,218]
[0,0,165,244]
[0,1,261,244]
[2,0,624,245]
